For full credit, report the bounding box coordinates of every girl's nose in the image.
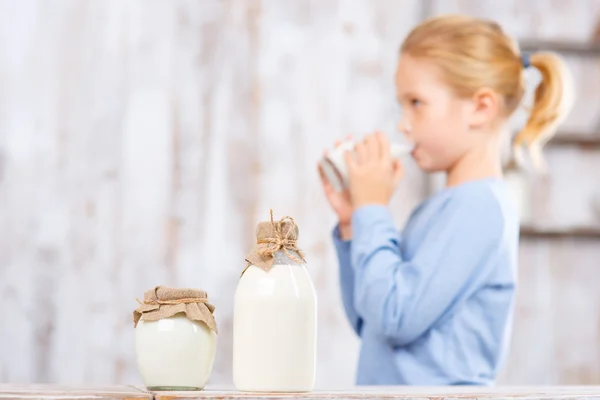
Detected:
[397,119,412,135]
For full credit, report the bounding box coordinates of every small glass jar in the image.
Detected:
[133,286,218,391]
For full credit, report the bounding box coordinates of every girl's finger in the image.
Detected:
[355,141,367,165]
[377,131,391,162]
[318,164,335,194]
[365,133,380,160]
[344,149,357,172]
[392,159,404,185]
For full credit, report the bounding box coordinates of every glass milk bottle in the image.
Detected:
[233,211,317,392]
[133,286,218,391]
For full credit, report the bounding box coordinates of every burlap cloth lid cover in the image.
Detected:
[133,286,218,333]
[244,209,306,273]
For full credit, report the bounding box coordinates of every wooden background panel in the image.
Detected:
[505,148,600,230]
[431,0,600,40]
[499,239,600,384]
[555,57,600,134]
[1,0,600,388]
[528,148,600,229]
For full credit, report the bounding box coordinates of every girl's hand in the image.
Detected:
[346,132,404,209]
[319,139,354,239]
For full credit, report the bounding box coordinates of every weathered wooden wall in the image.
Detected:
[0,0,599,388]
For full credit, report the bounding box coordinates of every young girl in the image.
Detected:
[319,15,573,386]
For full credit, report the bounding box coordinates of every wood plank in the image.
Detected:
[152,386,600,400]
[0,385,151,399]
[519,40,600,56]
[508,148,600,231]
[520,225,600,239]
[549,133,600,148]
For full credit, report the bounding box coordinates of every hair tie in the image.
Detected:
[521,53,531,69]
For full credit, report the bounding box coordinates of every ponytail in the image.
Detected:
[513,52,575,171]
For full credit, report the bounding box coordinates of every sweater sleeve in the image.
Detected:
[332,225,363,336]
[350,200,502,346]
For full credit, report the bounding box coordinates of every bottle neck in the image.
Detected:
[272,250,304,266]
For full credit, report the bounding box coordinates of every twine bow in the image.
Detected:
[243,209,306,273]
[257,210,306,264]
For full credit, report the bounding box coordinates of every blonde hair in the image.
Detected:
[401,14,574,171]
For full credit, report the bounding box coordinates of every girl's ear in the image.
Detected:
[468,87,501,129]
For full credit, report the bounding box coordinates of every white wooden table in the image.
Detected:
[3,385,600,400]
[0,385,152,399]
[152,386,600,400]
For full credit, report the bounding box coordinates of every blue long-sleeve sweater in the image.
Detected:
[334,178,519,385]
